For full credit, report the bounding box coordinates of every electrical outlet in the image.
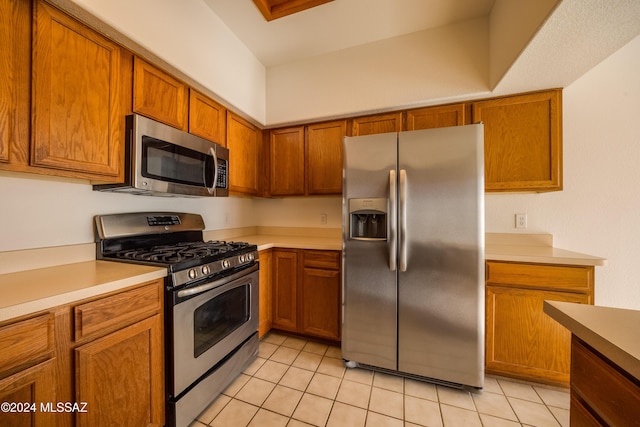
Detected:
[515,213,527,229]
[320,213,327,225]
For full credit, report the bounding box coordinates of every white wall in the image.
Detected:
[265,18,490,126]
[255,197,342,229]
[0,172,256,252]
[486,34,640,310]
[68,0,267,124]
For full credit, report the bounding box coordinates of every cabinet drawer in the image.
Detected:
[74,280,162,342]
[571,337,640,426]
[0,314,54,375]
[486,261,592,293]
[303,250,340,270]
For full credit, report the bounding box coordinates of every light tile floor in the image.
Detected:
[191,332,570,427]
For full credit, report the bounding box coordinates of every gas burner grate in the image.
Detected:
[112,240,251,264]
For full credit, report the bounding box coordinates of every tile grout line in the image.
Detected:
[202,333,570,427]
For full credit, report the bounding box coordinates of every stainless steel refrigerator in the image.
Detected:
[341,124,485,389]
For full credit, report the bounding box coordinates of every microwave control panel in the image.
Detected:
[216,159,228,189]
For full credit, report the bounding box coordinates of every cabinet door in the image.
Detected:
[32,0,123,179]
[75,315,164,427]
[270,127,305,196]
[405,104,465,130]
[486,285,588,386]
[306,120,346,195]
[226,112,261,196]
[258,250,273,338]
[0,0,30,165]
[271,250,298,332]
[472,90,562,192]
[352,112,402,136]
[189,89,226,145]
[300,267,341,340]
[0,359,57,427]
[133,57,188,131]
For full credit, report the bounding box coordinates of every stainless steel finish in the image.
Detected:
[342,125,485,389]
[172,250,259,287]
[176,263,259,298]
[342,132,398,371]
[173,333,258,427]
[93,114,228,197]
[398,169,407,272]
[208,146,217,195]
[172,266,259,396]
[94,212,205,239]
[389,170,397,271]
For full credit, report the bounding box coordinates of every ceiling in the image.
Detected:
[203,0,496,67]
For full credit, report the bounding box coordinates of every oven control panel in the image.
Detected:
[174,250,258,287]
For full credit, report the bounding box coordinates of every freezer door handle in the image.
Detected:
[399,169,407,272]
[389,170,397,271]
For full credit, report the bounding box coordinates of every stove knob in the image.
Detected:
[202,265,210,275]
[222,259,230,269]
[188,268,197,280]
[248,253,255,261]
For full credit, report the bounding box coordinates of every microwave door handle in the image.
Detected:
[206,147,218,195]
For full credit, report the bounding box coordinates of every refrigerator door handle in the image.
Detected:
[399,169,407,272]
[389,170,397,271]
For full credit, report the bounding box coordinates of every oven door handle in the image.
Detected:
[176,263,259,299]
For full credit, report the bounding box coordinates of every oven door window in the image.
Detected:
[142,136,214,187]
[193,285,249,358]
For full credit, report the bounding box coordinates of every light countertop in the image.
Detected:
[0,231,605,324]
[237,231,607,267]
[237,234,342,252]
[0,261,166,322]
[544,300,640,380]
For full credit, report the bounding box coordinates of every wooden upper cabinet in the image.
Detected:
[270,127,305,196]
[306,120,346,195]
[352,112,402,136]
[32,0,124,179]
[227,112,261,196]
[0,0,30,165]
[133,57,188,131]
[472,89,562,192]
[405,104,465,131]
[189,89,227,145]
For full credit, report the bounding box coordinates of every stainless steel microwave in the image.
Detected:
[94,114,229,197]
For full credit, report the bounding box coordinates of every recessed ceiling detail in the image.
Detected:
[252,0,334,21]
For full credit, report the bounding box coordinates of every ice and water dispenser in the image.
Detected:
[348,198,387,240]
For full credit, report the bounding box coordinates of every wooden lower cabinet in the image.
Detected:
[272,250,299,332]
[271,249,341,341]
[0,279,164,427]
[71,280,164,427]
[0,359,57,427]
[75,315,164,427]
[570,337,640,426]
[485,261,593,387]
[258,249,273,338]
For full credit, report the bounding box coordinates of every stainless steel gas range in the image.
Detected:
[94,212,259,427]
